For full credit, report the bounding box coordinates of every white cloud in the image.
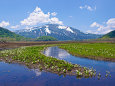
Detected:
[0,21,10,27]
[50,17,63,25]
[51,12,57,16]
[20,6,63,26]
[106,18,115,28]
[79,5,96,11]
[90,22,102,27]
[10,25,20,29]
[87,18,115,34]
[21,7,50,25]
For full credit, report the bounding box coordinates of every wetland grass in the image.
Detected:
[0,45,96,78]
[59,43,115,61]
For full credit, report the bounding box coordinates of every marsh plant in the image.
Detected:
[105,71,111,78]
[59,43,115,60]
[0,45,97,78]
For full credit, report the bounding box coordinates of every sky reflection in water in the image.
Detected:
[0,47,115,86]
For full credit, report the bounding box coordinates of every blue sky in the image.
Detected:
[0,0,115,34]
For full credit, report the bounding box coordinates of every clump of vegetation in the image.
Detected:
[36,36,58,41]
[0,45,96,78]
[59,43,115,61]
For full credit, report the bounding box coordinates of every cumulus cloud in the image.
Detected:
[106,18,115,28]
[51,12,57,16]
[0,21,10,27]
[10,25,20,29]
[20,6,63,26]
[90,22,103,28]
[50,17,63,25]
[79,5,96,11]
[87,18,115,34]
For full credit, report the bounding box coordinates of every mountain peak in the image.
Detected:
[15,24,101,40]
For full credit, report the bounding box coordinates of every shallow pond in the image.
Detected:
[0,46,115,86]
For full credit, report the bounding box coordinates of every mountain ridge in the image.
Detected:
[15,24,101,40]
[0,27,25,41]
[102,30,115,38]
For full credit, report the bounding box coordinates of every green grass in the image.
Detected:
[0,45,96,78]
[0,45,73,70]
[59,43,115,59]
[0,27,26,41]
[36,36,58,41]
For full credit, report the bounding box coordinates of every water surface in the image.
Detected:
[0,46,115,86]
[43,47,115,85]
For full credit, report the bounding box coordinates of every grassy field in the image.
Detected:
[0,45,96,78]
[59,43,115,61]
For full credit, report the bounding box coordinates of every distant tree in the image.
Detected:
[36,36,58,41]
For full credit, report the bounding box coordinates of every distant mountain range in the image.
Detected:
[15,24,101,40]
[0,27,25,41]
[102,30,115,38]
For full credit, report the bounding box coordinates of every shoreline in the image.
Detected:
[59,49,115,62]
[0,42,115,62]
[58,43,115,62]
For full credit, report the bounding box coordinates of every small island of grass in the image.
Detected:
[36,36,58,41]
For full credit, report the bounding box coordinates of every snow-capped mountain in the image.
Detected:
[15,24,101,40]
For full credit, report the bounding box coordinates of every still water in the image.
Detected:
[0,46,115,86]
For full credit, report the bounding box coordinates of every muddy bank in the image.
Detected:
[0,40,115,48]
